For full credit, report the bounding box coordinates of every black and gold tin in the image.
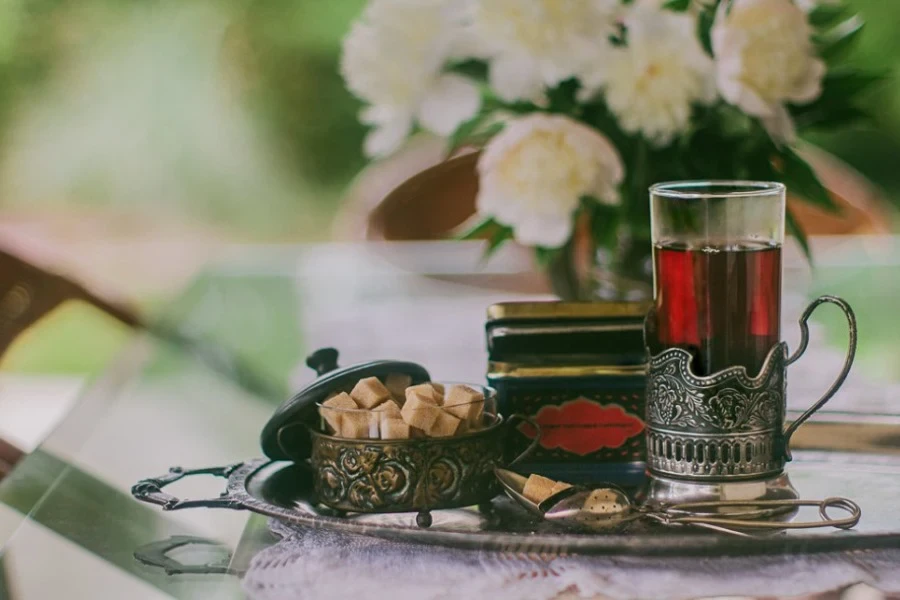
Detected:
[487,302,649,484]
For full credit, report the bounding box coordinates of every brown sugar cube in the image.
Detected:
[340,411,376,439]
[381,418,411,440]
[350,377,392,409]
[431,382,445,400]
[443,385,485,423]
[373,399,402,421]
[550,481,572,495]
[319,392,358,433]
[384,373,412,402]
[409,426,426,439]
[401,393,443,431]
[522,474,559,504]
[427,409,461,438]
[405,383,439,405]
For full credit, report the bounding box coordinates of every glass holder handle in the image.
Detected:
[782,295,858,461]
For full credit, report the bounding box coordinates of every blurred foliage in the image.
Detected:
[230,0,367,189]
[806,0,900,202]
[0,0,896,230]
[0,0,368,240]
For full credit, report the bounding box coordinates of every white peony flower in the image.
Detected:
[341,0,480,157]
[712,0,825,143]
[587,6,715,146]
[476,114,624,248]
[464,0,619,102]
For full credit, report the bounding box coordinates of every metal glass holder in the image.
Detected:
[644,296,858,494]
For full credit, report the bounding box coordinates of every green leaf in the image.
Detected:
[580,99,631,149]
[546,78,581,114]
[454,216,496,241]
[482,226,515,260]
[534,246,562,267]
[818,69,886,99]
[626,139,651,228]
[817,16,865,63]
[481,93,543,114]
[697,6,715,56]
[473,121,505,145]
[790,69,885,128]
[779,148,839,213]
[808,4,849,28]
[446,114,504,155]
[717,104,755,137]
[663,0,692,11]
[793,104,870,131]
[446,114,486,156]
[445,59,489,82]
[589,201,621,250]
[786,207,813,266]
[608,22,628,47]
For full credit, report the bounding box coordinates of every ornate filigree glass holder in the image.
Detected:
[644,296,857,504]
[643,182,859,505]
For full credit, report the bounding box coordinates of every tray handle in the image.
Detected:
[131,463,246,511]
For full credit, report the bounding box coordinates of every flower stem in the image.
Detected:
[547,238,581,300]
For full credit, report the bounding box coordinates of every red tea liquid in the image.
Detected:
[652,242,782,377]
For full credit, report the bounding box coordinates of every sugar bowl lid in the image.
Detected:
[260,348,431,460]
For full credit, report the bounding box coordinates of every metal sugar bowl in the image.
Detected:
[261,348,538,526]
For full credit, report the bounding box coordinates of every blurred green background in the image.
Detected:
[0,0,898,375]
[0,0,370,239]
[0,0,898,226]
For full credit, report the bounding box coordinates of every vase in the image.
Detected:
[547,231,653,302]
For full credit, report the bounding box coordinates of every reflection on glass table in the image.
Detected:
[0,237,896,599]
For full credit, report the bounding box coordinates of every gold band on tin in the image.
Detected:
[487,361,647,378]
[486,301,650,321]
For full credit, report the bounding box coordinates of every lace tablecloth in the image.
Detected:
[241,520,900,600]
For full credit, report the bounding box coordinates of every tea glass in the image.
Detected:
[645,181,857,481]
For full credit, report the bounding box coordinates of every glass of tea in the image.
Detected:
[644,180,858,484]
[649,181,785,377]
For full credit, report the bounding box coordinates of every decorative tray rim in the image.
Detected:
[131,415,900,556]
[167,455,900,557]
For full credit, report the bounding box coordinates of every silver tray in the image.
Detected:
[132,424,900,556]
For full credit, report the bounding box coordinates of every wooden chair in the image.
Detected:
[0,248,143,477]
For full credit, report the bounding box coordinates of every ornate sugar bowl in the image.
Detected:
[261,348,538,526]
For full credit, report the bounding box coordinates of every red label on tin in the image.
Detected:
[518,398,645,456]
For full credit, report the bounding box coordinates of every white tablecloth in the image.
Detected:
[242,520,900,600]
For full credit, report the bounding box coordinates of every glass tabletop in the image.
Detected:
[0,238,897,599]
